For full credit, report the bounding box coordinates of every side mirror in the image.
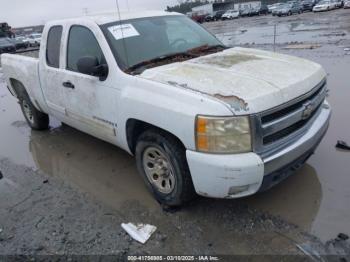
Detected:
[76,56,108,81]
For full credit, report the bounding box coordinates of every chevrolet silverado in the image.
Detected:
[1,11,331,206]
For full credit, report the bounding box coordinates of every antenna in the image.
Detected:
[115,0,130,68]
[82,8,88,16]
[126,0,130,11]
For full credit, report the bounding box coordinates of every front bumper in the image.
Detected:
[186,102,331,199]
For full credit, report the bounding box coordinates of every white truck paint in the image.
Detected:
[1,11,331,203]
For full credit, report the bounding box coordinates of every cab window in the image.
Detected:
[67,25,105,73]
[46,26,63,68]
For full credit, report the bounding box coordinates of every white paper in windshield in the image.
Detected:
[108,24,140,40]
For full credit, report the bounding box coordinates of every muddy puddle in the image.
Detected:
[207,9,350,47]
[29,126,159,211]
[217,23,349,46]
[1,13,350,244]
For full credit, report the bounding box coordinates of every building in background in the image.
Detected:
[191,1,235,15]
[191,1,262,15]
[234,1,262,10]
[12,25,44,36]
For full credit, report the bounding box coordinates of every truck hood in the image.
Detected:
[140,47,326,114]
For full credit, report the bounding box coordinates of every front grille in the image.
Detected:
[263,102,323,145]
[261,83,325,124]
[253,79,327,154]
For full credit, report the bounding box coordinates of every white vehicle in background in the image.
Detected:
[334,0,344,7]
[0,11,331,206]
[313,0,337,11]
[221,10,240,20]
[344,0,350,8]
[268,3,284,12]
[28,33,42,47]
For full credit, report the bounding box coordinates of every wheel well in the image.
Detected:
[126,119,186,154]
[9,78,27,99]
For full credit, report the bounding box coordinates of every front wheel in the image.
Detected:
[20,92,49,130]
[135,129,195,206]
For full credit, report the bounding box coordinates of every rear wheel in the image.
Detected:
[135,129,196,206]
[20,92,49,130]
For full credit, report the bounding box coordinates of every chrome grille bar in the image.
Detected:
[252,78,328,156]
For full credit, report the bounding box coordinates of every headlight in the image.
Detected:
[195,115,252,154]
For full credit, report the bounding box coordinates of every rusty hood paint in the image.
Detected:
[140,47,326,114]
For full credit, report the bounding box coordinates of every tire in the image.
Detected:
[135,129,196,206]
[19,91,49,130]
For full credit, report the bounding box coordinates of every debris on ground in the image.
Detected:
[0,228,3,234]
[321,32,346,37]
[325,234,350,256]
[161,204,181,214]
[336,141,350,151]
[344,48,350,51]
[43,179,49,184]
[284,44,321,50]
[0,170,3,180]
[338,233,349,241]
[121,223,157,244]
[296,243,323,262]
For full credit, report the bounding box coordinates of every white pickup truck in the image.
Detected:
[1,11,331,206]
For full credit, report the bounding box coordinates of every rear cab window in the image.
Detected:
[46,25,63,68]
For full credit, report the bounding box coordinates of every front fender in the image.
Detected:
[116,77,233,153]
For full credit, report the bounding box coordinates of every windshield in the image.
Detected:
[101,15,222,71]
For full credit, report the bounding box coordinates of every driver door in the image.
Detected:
[60,24,119,142]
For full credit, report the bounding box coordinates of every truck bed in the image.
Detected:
[0,49,39,67]
[1,52,48,114]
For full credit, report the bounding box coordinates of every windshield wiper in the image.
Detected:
[125,51,199,74]
[125,44,227,75]
[187,44,227,54]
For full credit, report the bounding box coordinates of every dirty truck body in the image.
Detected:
[1,11,331,206]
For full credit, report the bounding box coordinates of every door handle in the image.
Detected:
[62,81,75,89]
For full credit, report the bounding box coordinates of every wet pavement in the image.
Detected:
[204,9,350,242]
[1,8,350,256]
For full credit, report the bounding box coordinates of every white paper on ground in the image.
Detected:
[108,24,140,40]
[121,223,157,244]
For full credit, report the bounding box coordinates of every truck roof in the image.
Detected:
[49,10,182,26]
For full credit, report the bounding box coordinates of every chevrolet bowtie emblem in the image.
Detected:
[302,101,315,120]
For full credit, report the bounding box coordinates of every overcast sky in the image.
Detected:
[1,0,178,28]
